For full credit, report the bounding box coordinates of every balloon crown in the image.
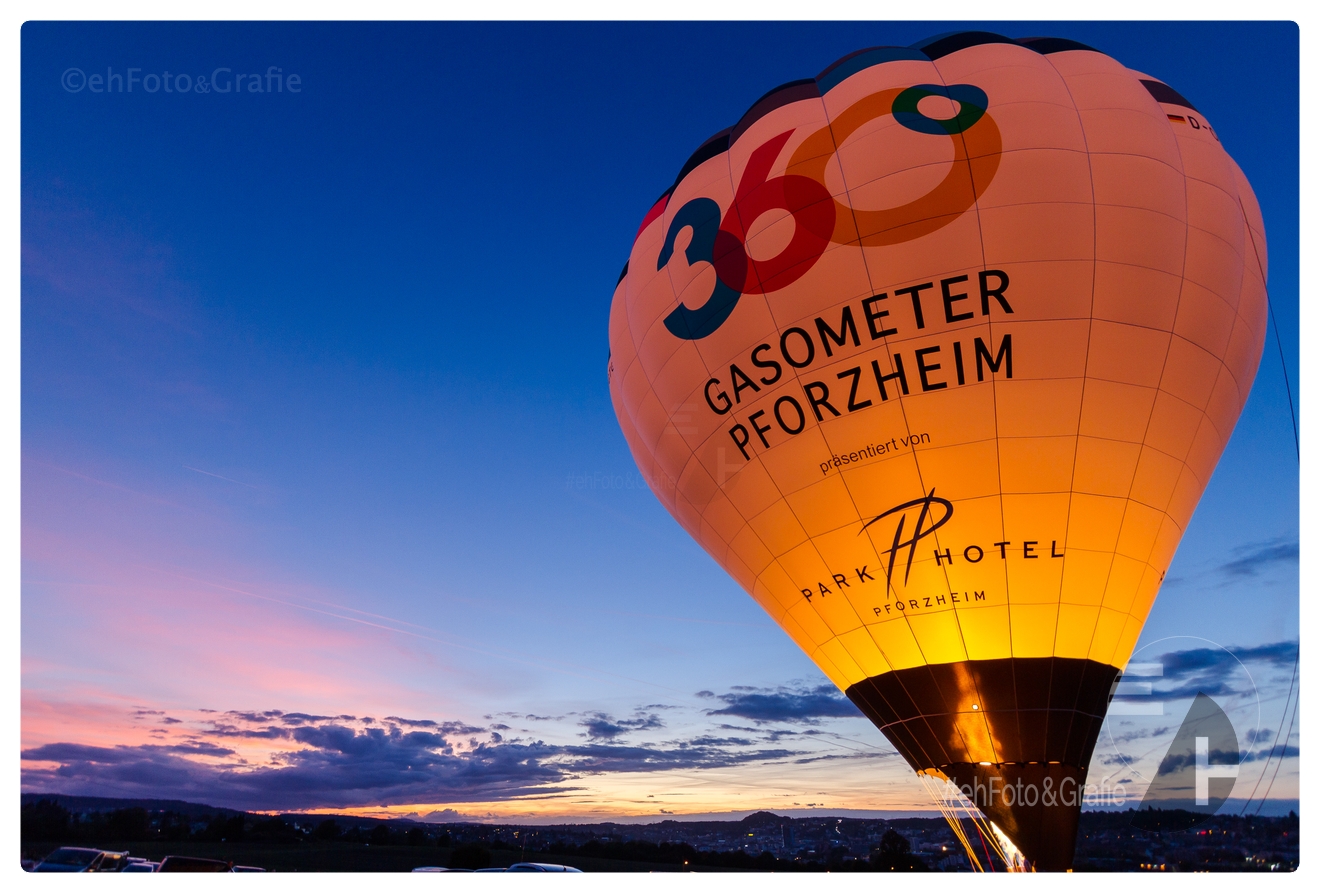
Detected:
[637,31,1197,236]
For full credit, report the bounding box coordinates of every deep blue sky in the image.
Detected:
[21,21,1299,816]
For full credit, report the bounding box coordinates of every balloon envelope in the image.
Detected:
[608,31,1267,869]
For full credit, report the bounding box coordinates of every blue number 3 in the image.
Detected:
[658,198,743,340]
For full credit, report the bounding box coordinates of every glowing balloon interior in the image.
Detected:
[607,32,1267,869]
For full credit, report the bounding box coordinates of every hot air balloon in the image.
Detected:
[607,31,1267,870]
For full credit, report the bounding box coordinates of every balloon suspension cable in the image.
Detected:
[1236,200,1300,815]
[916,771,1027,872]
[916,772,984,872]
[1239,643,1299,815]
[969,814,1001,871]
[1254,656,1300,816]
[1238,197,1297,460]
[1268,296,1299,459]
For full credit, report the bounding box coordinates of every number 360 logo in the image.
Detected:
[660,83,1001,340]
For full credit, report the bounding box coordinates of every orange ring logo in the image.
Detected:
[787,83,1001,247]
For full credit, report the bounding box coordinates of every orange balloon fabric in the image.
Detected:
[607,32,1266,867]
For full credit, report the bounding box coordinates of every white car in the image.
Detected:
[121,859,159,873]
[507,863,583,872]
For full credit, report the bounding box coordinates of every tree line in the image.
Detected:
[22,798,929,871]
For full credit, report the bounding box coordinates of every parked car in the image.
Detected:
[507,863,582,872]
[121,858,159,873]
[33,848,129,872]
[157,855,234,872]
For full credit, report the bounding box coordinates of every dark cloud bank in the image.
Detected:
[40,651,1290,813]
[698,683,863,723]
[22,686,870,812]
[1164,538,1297,589]
[1149,640,1297,700]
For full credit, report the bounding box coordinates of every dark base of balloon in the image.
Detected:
[942,761,1087,870]
[845,656,1121,869]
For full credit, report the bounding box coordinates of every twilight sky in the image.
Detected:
[21,20,1299,821]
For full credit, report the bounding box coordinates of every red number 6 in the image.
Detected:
[712,130,836,296]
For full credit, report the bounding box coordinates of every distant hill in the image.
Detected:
[21,794,246,819]
[19,795,869,830]
[21,794,441,830]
